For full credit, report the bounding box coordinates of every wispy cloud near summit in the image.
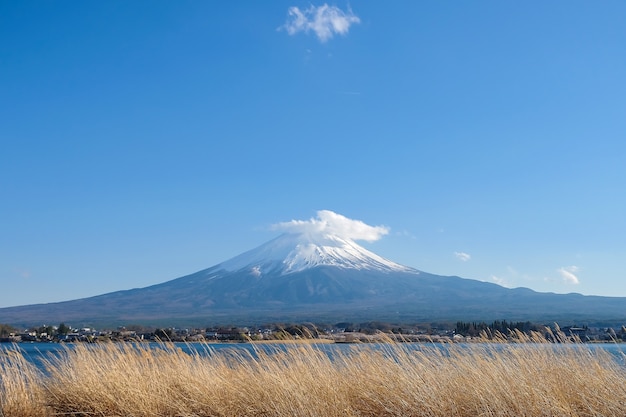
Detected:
[280,4,360,43]
[272,210,388,242]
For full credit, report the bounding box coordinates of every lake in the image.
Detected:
[3,341,625,371]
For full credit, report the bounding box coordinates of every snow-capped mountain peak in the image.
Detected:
[218,232,414,276]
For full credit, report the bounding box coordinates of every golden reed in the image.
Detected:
[1,332,625,416]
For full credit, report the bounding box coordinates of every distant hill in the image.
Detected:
[1,232,625,328]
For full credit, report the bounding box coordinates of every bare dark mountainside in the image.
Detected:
[2,233,625,327]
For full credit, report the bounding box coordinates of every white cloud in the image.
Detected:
[490,275,512,288]
[272,210,389,242]
[280,4,360,42]
[557,266,580,285]
[396,229,416,239]
[454,252,471,262]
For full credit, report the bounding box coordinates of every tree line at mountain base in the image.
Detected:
[3,319,626,343]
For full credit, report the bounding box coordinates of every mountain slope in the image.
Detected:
[1,232,625,327]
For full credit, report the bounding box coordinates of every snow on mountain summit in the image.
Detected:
[219,232,415,276]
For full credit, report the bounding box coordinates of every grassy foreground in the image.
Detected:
[1,333,626,417]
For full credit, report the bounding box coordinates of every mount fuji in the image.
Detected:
[1,228,625,327]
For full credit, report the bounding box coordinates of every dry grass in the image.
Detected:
[0,346,47,417]
[1,334,625,417]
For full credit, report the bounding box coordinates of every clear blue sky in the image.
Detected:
[2,1,625,308]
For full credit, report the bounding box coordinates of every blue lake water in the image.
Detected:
[3,341,625,371]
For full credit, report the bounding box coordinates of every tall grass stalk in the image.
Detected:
[0,346,47,417]
[2,335,625,416]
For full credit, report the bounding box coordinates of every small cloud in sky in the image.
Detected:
[454,251,471,262]
[272,210,389,242]
[396,229,416,239]
[280,4,360,43]
[557,266,580,285]
[490,275,512,288]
